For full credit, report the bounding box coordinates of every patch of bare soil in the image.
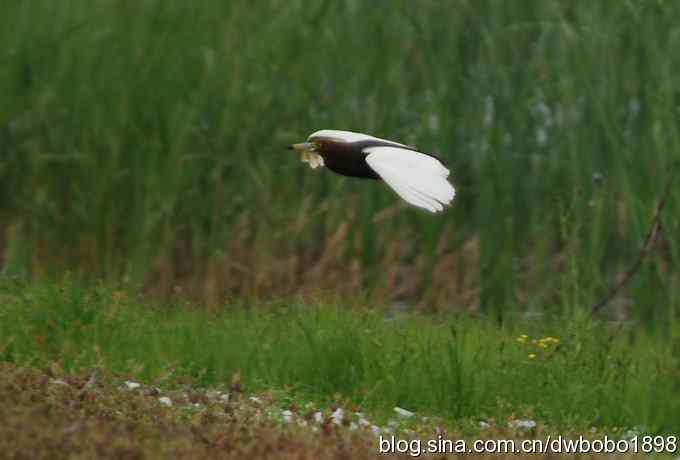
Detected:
[0,364,651,459]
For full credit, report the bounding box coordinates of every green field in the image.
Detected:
[1,1,680,457]
[1,280,679,431]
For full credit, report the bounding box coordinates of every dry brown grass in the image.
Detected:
[136,210,483,311]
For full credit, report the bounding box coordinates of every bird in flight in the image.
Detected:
[289,130,455,213]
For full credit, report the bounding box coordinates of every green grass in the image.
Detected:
[2,280,679,433]
[1,1,679,323]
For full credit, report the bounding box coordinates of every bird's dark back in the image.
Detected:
[318,138,431,179]
[316,140,378,179]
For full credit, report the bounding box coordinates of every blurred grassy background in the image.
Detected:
[1,0,679,325]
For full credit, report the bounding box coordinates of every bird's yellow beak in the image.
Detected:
[288,142,316,152]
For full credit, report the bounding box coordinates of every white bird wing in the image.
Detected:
[364,146,456,213]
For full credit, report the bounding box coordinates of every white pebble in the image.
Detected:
[331,408,344,425]
[394,406,414,418]
[124,381,141,390]
[621,427,643,440]
[358,417,371,427]
[510,419,536,430]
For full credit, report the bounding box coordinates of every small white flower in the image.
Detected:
[313,412,324,424]
[394,406,414,418]
[536,127,548,146]
[479,420,490,429]
[220,393,230,402]
[249,396,262,404]
[158,396,172,407]
[281,410,294,423]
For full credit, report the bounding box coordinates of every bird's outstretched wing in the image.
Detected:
[364,146,456,213]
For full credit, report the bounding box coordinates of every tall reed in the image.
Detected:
[1,1,678,324]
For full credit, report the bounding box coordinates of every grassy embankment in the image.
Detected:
[2,281,678,434]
